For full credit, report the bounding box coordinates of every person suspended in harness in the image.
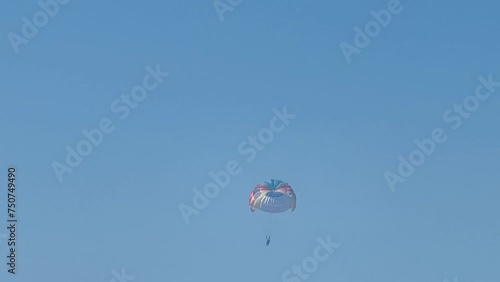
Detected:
[265,235,271,246]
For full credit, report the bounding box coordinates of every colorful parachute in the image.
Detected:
[249,179,296,213]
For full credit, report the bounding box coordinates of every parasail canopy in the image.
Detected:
[249,179,296,213]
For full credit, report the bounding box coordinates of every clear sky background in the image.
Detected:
[1,0,500,281]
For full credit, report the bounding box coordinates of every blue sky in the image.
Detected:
[1,0,500,281]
